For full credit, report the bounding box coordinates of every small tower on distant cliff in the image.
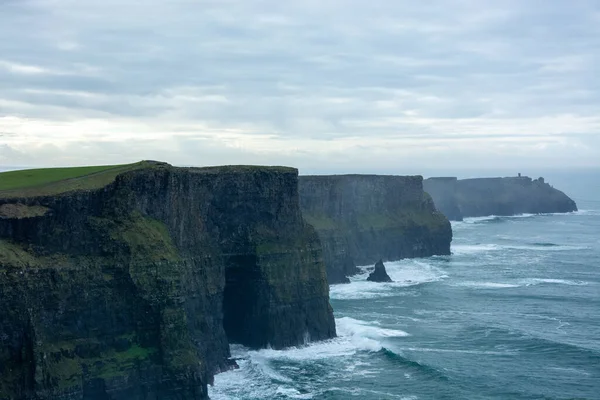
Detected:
[518,173,521,177]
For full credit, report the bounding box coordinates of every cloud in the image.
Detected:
[0,0,599,171]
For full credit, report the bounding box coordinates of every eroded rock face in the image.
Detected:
[0,164,335,399]
[424,176,578,220]
[299,175,452,284]
[367,259,392,282]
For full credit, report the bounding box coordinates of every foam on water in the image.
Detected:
[330,259,448,300]
[336,316,410,338]
[209,317,409,399]
[396,347,519,356]
[452,281,521,289]
[521,278,589,286]
[455,212,583,227]
[452,244,500,255]
[451,278,590,290]
[452,242,586,255]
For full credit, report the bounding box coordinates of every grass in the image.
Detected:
[0,161,162,198]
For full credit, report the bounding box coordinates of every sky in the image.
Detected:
[1,0,599,174]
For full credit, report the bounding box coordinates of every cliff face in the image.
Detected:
[423,178,463,221]
[299,175,452,284]
[424,176,578,220]
[0,165,335,400]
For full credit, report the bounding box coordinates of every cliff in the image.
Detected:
[298,175,452,284]
[0,162,335,400]
[422,177,463,221]
[424,176,578,220]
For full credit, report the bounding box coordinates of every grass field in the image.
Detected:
[0,161,158,198]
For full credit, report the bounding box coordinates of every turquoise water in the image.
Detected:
[210,209,600,399]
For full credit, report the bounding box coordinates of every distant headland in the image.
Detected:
[424,174,578,221]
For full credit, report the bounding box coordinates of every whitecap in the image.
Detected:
[502,244,588,252]
[451,243,587,255]
[336,317,410,338]
[452,244,500,255]
[452,281,521,289]
[210,317,405,399]
[397,347,518,356]
[521,278,589,286]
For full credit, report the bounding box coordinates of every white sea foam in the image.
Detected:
[574,209,600,216]
[210,316,406,399]
[451,242,586,255]
[452,244,500,255]
[396,347,518,356]
[330,259,447,300]
[521,278,589,286]
[336,317,410,339]
[451,278,590,290]
[453,281,521,289]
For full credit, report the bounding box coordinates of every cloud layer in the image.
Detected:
[1,0,599,172]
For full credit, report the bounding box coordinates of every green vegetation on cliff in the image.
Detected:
[0,161,163,198]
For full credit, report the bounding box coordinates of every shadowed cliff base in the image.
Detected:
[0,162,335,400]
[424,175,578,221]
[299,175,452,284]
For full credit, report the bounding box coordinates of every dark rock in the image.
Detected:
[0,163,335,400]
[299,174,452,284]
[367,259,392,282]
[424,175,578,220]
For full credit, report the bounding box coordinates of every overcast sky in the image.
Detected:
[1,0,599,174]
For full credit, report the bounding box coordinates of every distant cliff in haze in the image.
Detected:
[424,175,578,221]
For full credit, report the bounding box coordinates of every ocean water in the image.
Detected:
[209,210,600,400]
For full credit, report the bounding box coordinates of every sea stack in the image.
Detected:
[367,259,393,282]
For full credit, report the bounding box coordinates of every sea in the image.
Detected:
[210,206,600,398]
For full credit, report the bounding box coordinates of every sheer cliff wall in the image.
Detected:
[0,164,335,400]
[299,175,452,284]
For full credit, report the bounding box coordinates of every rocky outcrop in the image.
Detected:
[0,164,335,400]
[367,260,392,282]
[424,175,578,220]
[299,175,452,284]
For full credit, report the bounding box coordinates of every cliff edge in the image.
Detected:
[424,175,578,220]
[299,175,452,284]
[0,162,335,399]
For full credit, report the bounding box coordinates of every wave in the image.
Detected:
[451,278,590,290]
[529,242,559,247]
[337,317,410,339]
[451,244,500,255]
[455,211,591,226]
[330,260,448,300]
[451,242,587,255]
[210,317,411,399]
[322,387,418,399]
[395,346,518,356]
[521,278,589,286]
[574,209,600,216]
[379,348,450,381]
[453,281,521,289]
